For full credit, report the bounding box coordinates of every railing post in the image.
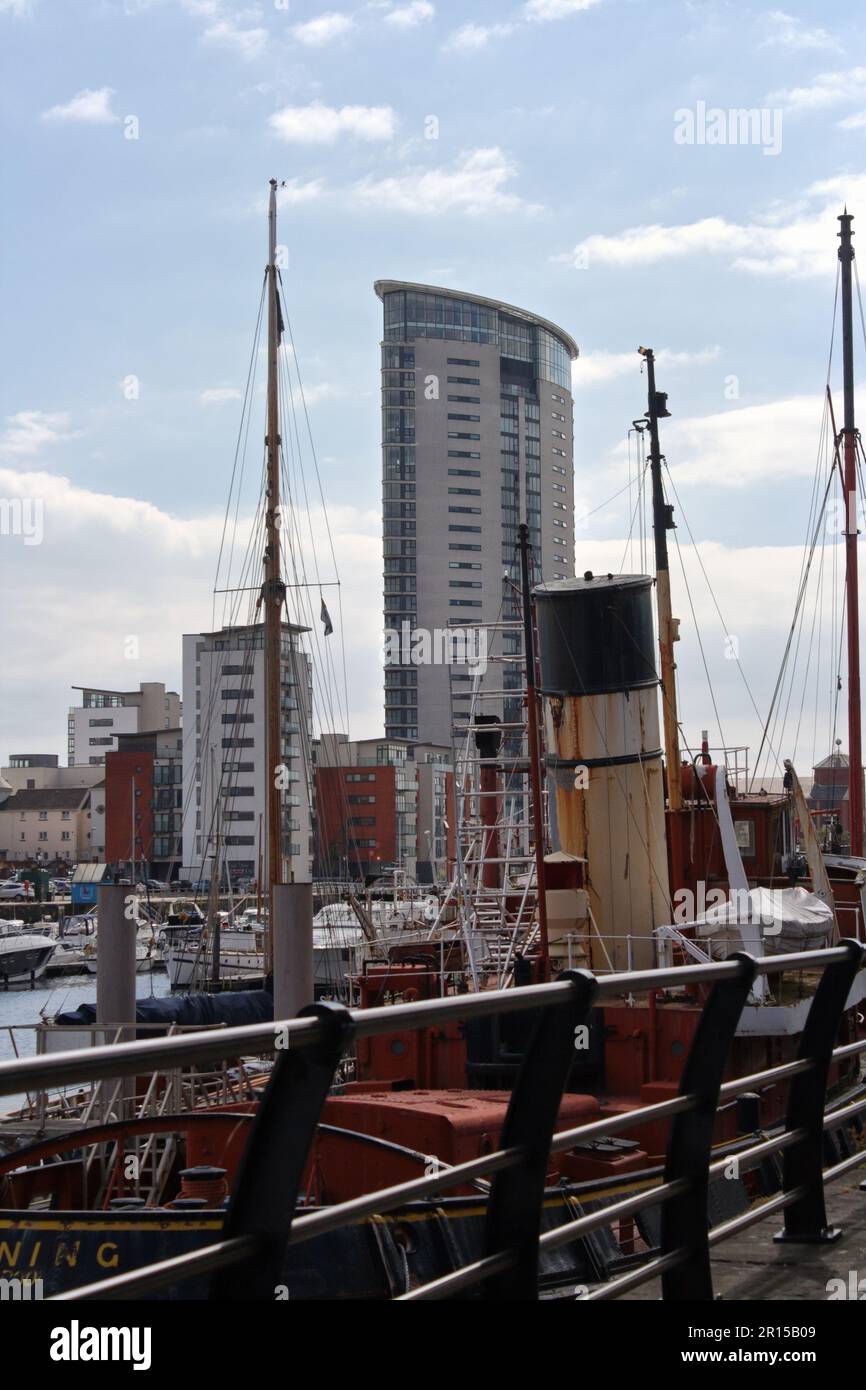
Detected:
[661,952,756,1300]
[481,969,597,1299]
[774,937,865,1245]
[209,1001,355,1300]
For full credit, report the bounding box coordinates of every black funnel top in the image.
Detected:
[533,574,658,696]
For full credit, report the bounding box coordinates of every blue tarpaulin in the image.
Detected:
[55,990,274,1031]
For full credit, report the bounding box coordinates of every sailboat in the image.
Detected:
[3,198,866,1300]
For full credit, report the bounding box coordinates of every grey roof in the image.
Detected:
[814,753,849,769]
[2,788,89,812]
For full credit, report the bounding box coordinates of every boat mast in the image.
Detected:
[639,348,683,812]
[839,210,863,856]
[518,523,550,977]
[264,178,287,964]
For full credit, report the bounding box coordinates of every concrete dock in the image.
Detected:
[626,1169,866,1300]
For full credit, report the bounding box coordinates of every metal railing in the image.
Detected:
[0,942,865,1300]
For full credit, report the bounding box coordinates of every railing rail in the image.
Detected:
[2,942,865,1301]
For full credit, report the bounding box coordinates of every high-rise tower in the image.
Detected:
[375,281,578,746]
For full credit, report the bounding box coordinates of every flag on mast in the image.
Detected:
[320,597,333,636]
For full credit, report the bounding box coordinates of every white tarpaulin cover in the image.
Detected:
[681,886,834,959]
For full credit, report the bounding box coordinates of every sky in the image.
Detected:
[2,0,866,786]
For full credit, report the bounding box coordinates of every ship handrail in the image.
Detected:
[3,941,865,1300]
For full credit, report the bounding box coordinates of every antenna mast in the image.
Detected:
[639,347,683,812]
[839,210,863,856]
[264,179,286,964]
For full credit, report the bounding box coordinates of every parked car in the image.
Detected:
[0,881,34,900]
[50,878,71,894]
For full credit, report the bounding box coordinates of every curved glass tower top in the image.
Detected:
[375,280,578,392]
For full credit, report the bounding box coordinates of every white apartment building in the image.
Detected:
[181,623,313,886]
[68,683,182,766]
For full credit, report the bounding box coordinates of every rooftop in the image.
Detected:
[374,279,579,359]
[2,788,90,811]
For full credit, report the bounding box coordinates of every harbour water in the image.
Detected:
[0,972,172,1063]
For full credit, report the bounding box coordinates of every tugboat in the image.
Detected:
[1,198,865,1299]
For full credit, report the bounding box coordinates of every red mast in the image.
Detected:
[839,209,863,856]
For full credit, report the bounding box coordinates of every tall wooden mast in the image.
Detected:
[264,178,286,962]
[639,347,683,811]
[839,210,863,856]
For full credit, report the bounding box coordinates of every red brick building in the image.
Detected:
[105,728,183,881]
[314,736,453,882]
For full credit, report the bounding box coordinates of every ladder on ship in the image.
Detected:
[447,615,546,988]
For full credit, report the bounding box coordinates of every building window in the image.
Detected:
[446,357,480,367]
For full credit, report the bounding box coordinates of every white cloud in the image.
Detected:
[560,175,866,278]
[297,382,344,406]
[444,0,601,50]
[41,88,119,124]
[351,146,540,216]
[767,67,866,113]
[758,10,839,52]
[574,345,720,387]
[277,177,327,204]
[839,110,866,131]
[607,389,860,489]
[524,0,602,18]
[292,11,354,46]
[0,465,386,752]
[0,0,32,15]
[0,411,78,459]
[443,21,516,51]
[269,100,396,143]
[384,1,434,27]
[199,387,243,407]
[202,17,268,60]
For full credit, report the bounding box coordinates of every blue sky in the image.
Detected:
[2,0,866,781]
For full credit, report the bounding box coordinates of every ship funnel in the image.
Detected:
[534,575,670,971]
